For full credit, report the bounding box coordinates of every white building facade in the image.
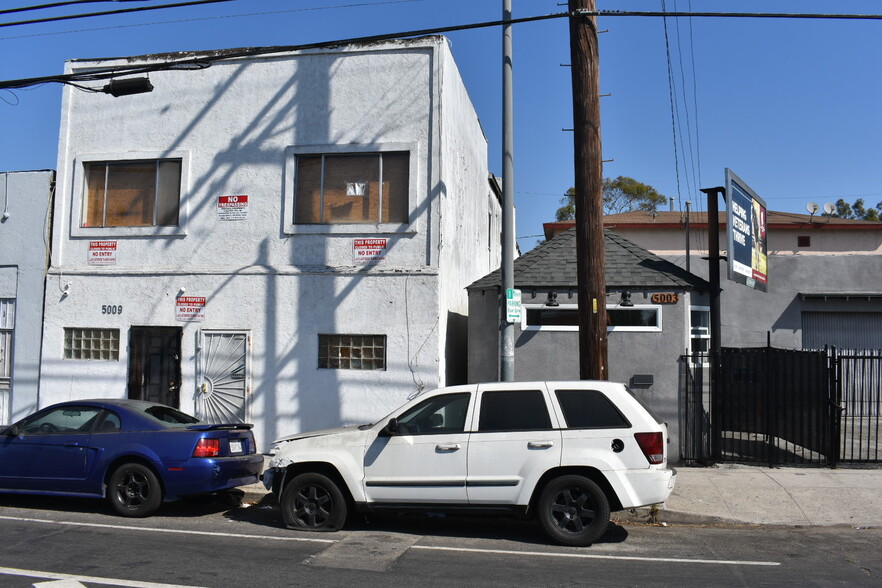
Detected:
[41,37,501,449]
[1,170,54,424]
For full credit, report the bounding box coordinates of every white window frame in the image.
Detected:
[0,299,14,382]
[283,143,420,235]
[521,303,663,333]
[688,305,711,361]
[70,150,191,238]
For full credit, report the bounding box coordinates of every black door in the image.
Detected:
[128,327,182,407]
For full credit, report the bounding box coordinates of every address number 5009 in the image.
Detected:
[101,305,123,315]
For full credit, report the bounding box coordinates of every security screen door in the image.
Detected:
[197,331,249,424]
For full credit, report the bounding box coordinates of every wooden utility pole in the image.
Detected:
[568,0,608,380]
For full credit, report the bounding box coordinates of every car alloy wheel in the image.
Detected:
[108,463,162,517]
[538,475,610,546]
[280,472,347,532]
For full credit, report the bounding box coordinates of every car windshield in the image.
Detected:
[142,405,201,428]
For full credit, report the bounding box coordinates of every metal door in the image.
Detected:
[128,327,182,407]
[197,331,250,424]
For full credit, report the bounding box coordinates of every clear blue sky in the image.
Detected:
[2,0,880,250]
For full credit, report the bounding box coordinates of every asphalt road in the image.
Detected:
[0,494,878,587]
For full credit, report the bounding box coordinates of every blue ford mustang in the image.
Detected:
[0,399,263,517]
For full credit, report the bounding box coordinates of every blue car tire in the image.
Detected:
[108,463,163,517]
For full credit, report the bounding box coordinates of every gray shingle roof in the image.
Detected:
[468,228,709,291]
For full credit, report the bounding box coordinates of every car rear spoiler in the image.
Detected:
[186,423,254,431]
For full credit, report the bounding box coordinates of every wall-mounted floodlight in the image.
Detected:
[545,290,559,307]
[619,290,634,307]
[102,77,154,97]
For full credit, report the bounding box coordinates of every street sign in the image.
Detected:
[506,288,522,323]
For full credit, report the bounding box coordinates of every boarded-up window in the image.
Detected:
[83,160,181,227]
[295,153,408,224]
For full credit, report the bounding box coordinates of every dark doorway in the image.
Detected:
[128,327,182,407]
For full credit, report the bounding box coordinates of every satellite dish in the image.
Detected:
[823,202,835,215]
[806,202,819,215]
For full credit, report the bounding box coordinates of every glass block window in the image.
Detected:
[64,328,120,360]
[318,335,385,370]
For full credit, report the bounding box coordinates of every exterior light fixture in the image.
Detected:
[102,77,154,97]
[545,290,559,307]
[619,290,634,307]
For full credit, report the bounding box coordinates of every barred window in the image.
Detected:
[64,328,120,360]
[318,335,386,370]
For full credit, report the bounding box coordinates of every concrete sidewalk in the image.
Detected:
[240,461,882,528]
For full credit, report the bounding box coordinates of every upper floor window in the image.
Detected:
[294,152,409,225]
[83,160,181,228]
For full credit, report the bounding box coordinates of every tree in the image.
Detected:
[824,198,882,221]
[556,176,668,221]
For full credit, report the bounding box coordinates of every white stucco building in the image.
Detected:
[1,170,54,424]
[41,36,501,449]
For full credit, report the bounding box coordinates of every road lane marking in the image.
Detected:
[411,545,781,566]
[0,565,205,588]
[0,515,335,544]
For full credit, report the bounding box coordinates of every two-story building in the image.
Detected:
[40,36,501,449]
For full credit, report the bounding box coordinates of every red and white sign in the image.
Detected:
[217,195,249,221]
[175,296,206,322]
[88,241,117,266]
[353,238,387,263]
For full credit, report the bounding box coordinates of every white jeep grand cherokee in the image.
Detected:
[264,381,675,546]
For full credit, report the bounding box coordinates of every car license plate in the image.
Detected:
[229,440,243,454]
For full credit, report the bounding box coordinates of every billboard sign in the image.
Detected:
[725,169,768,292]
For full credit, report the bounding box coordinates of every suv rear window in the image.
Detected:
[555,389,631,429]
[478,390,552,432]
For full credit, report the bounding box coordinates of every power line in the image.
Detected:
[1,0,241,28]
[0,12,571,90]
[1,1,151,16]
[1,0,427,40]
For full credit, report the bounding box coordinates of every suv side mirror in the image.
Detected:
[381,418,399,437]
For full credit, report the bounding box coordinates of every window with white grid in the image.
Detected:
[64,328,120,360]
[0,299,13,381]
[318,335,386,370]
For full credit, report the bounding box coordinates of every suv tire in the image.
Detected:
[280,472,347,532]
[538,475,610,546]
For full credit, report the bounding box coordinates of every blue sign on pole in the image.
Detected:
[725,169,768,292]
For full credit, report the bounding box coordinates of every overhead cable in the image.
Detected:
[1,0,239,27]
[1,1,151,17]
[2,10,881,89]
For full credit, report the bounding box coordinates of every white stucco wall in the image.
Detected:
[42,37,495,449]
[0,170,53,423]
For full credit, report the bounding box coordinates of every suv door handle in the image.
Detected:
[436,443,461,452]
[528,441,554,449]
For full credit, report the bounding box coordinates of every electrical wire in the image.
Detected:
[1,0,241,28]
[0,1,151,17]
[660,2,683,212]
[1,0,427,40]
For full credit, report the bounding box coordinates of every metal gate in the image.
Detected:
[196,331,250,424]
[681,347,882,467]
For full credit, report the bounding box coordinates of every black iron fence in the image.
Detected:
[680,347,882,467]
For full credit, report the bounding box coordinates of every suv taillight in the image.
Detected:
[634,432,664,464]
[193,438,220,458]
